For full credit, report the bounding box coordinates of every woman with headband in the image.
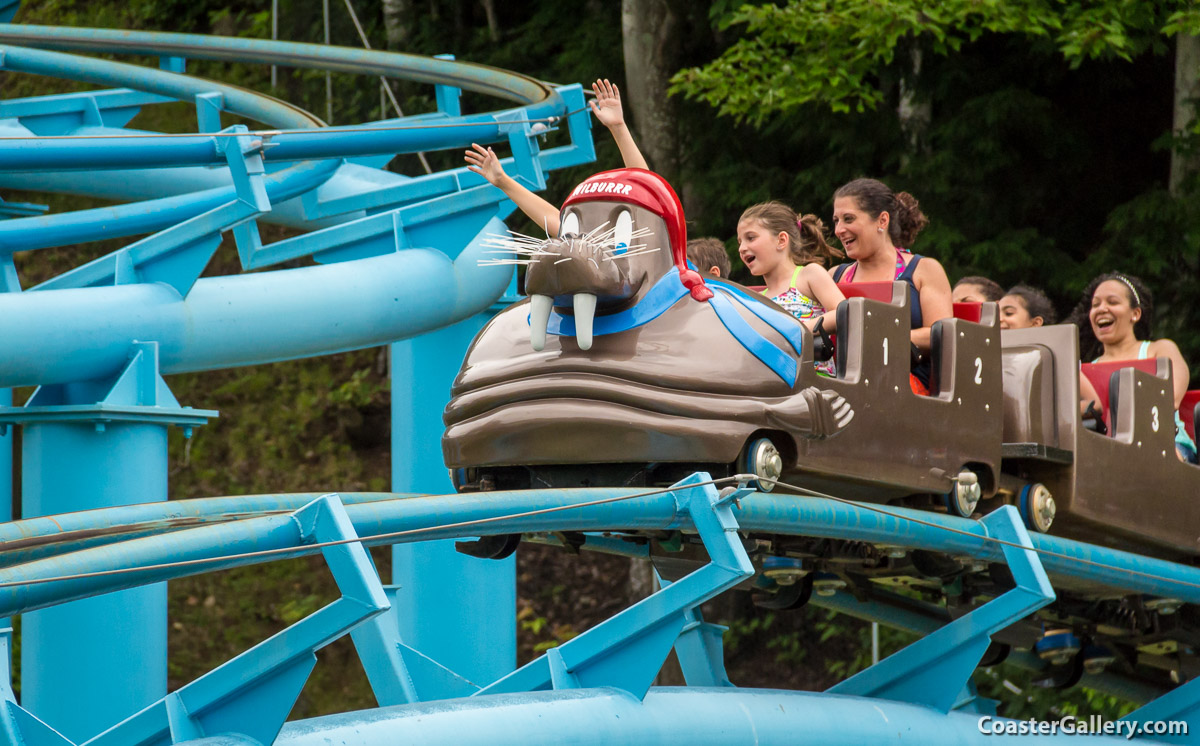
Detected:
[1067,272,1197,462]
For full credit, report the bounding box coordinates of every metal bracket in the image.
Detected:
[194,92,223,134]
[474,472,753,700]
[672,603,734,687]
[86,494,388,746]
[828,505,1054,713]
[493,110,545,191]
[433,54,462,117]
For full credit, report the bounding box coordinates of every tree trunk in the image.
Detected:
[1170,34,1200,196]
[480,0,500,43]
[898,47,931,164]
[381,0,413,50]
[621,0,681,182]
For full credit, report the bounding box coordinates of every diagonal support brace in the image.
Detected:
[216,125,272,269]
[474,472,753,700]
[85,494,388,746]
[828,505,1055,713]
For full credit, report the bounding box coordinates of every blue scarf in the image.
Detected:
[540,268,805,386]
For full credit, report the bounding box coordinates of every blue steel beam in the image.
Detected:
[270,688,1142,746]
[829,506,1054,712]
[812,587,1167,706]
[0,26,556,105]
[0,88,173,133]
[0,158,340,253]
[85,494,388,746]
[33,127,271,295]
[0,46,564,171]
[0,486,1199,620]
[0,214,512,388]
[0,492,409,568]
[475,475,753,700]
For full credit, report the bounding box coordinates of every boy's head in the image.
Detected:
[687,237,731,278]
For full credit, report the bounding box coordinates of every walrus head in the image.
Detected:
[486,168,712,351]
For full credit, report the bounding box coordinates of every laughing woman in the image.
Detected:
[827,178,953,394]
[1068,272,1196,462]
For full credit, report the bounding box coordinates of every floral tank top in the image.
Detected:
[761,266,833,374]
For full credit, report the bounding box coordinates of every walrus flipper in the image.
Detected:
[765,387,854,440]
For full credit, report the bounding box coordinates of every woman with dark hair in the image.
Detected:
[953,276,1004,303]
[999,284,1056,329]
[828,178,953,394]
[1066,272,1196,462]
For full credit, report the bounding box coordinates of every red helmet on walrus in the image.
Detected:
[561,167,712,302]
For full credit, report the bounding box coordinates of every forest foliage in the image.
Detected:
[6,0,1198,722]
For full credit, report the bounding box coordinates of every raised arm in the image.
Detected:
[465,143,561,237]
[590,79,649,171]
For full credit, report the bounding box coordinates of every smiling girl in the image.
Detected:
[999,285,1056,330]
[737,201,846,333]
[827,178,953,393]
[1069,273,1196,462]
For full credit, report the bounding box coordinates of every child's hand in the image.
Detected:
[590,79,627,130]
[465,143,507,185]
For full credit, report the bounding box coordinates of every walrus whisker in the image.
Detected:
[602,247,661,261]
[481,247,555,254]
[553,257,574,265]
[588,258,599,269]
[480,240,551,252]
[477,249,556,259]
[582,221,610,240]
[481,247,557,257]
[486,229,546,244]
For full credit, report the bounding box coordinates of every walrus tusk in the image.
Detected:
[529,294,553,351]
[574,293,597,351]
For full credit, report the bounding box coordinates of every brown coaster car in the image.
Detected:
[442,168,1002,514]
[998,324,1200,560]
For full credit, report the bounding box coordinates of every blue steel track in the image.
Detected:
[0,13,1195,746]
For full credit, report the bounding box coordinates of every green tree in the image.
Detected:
[671,0,1200,121]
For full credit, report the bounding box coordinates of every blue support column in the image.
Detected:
[0,343,213,742]
[391,313,516,686]
[0,388,9,695]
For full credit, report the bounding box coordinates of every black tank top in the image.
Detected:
[833,255,930,387]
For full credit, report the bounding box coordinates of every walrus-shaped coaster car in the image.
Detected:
[443,168,997,511]
[443,169,1200,688]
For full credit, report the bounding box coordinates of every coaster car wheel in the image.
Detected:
[752,572,814,611]
[741,437,783,493]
